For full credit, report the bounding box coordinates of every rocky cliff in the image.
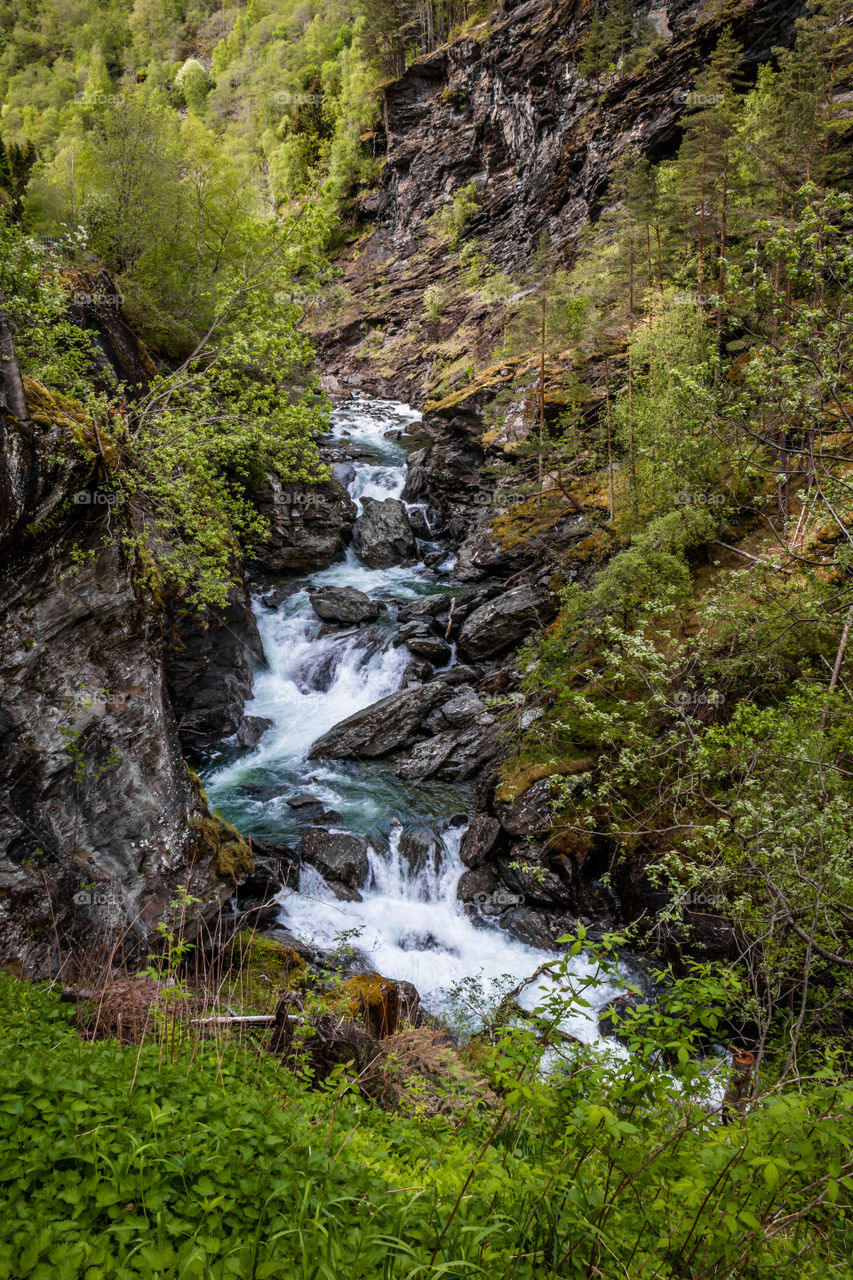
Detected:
[312,0,803,400]
[0,289,252,978]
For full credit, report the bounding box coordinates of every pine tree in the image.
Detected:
[578,5,608,90]
[672,29,744,310]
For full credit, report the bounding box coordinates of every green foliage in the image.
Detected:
[0,964,851,1278]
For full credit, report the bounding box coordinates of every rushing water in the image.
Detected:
[202,397,625,1032]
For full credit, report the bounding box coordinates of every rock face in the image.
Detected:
[164,579,265,751]
[309,585,382,624]
[353,497,415,567]
[0,358,243,977]
[0,536,239,977]
[457,585,549,660]
[312,0,801,404]
[301,828,369,890]
[250,475,356,574]
[308,684,448,759]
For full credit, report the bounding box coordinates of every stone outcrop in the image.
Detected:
[309,585,383,623]
[249,475,356,574]
[0,360,245,975]
[311,0,802,403]
[457,584,550,660]
[301,828,370,890]
[164,578,264,750]
[352,496,415,567]
[308,684,448,759]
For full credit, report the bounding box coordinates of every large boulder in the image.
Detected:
[309,585,382,624]
[250,476,356,574]
[164,578,264,750]
[398,827,441,877]
[459,814,502,868]
[308,684,447,759]
[353,497,415,568]
[301,828,369,889]
[457,584,548,660]
[396,690,499,782]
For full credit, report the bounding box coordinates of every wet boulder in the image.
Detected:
[249,475,356,574]
[398,827,441,877]
[396,593,453,623]
[308,684,447,759]
[496,778,554,839]
[301,828,369,890]
[403,632,451,664]
[308,585,382,624]
[459,814,502,868]
[236,715,273,748]
[457,584,549,660]
[353,497,415,568]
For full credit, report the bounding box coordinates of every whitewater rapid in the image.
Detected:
[201,397,624,1033]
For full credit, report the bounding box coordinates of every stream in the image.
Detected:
[200,397,625,1034]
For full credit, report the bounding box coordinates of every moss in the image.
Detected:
[566,529,611,564]
[220,930,307,1013]
[188,801,253,883]
[496,752,594,804]
[336,972,400,1038]
[491,492,568,550]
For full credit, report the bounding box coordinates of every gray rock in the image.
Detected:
[496,848,573,908]
[308,684,447,759]
[308,586,382,624]
[459,814,502,868]
[353,497,415,568]
[402,659,433,685]
[398,828,441,877]
[301,828,369,889]
[236,715,273,748]
[457,585,547,660]
[396,593,452,622]
[496,778,554,839]
[500,907,579,951]
[396,720,499,782]
[395,734,457,781]
[250,475,356,575]
[407,508,431,539]
[405,634,451,663]
[287,792,323,808]
[457,866,498,902]
[165,577,265,750]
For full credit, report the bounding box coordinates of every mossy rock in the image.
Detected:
[336,972,400,1038]
[189,805,253,883]
[220,930,307,1012]
[496,753,595,805]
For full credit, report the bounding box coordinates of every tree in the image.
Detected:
[0,138,38,222]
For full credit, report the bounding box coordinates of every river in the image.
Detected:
[201,397,624,1034]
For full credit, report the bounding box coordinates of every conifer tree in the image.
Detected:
[673,29,744,303]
